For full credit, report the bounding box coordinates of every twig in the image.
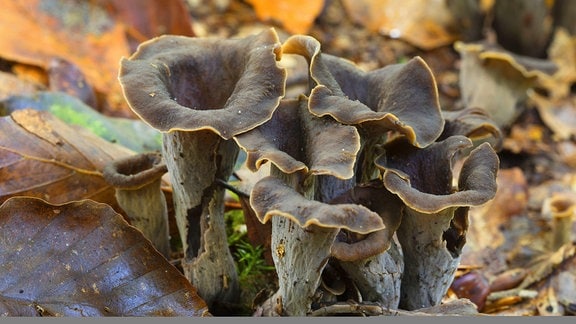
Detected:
[215,178,250,198]
[308,299,481,317]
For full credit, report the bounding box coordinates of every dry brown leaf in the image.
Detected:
[0,0,194,117]
[0,196,209,316]
[341,0,458,50]
[0,109,133,212]
[466,167,529,251]
[100,0,195,51]
[0,0,131,116]
[531,93,576,142]
[246,0,325,34]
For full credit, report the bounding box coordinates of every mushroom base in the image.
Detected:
[268,216,338,316]
[396,207,462,310]
[338,238,404,308]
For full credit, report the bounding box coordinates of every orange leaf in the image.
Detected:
[246,0,325,34]
[0,0,194,117]
[341,0,458,50]
[0,0,130,116]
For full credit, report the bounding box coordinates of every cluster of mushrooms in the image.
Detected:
[113,28,500,316]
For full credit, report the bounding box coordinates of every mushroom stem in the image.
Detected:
[269,169,338,316]
[102,152,170,258]
[271,216,339,316]
[545,193,575,251]
[163,130,239,308]
[396,207,461,310]
[327,180,405,308]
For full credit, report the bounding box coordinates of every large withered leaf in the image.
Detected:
[0,197,209,316]
[0,109,133,209]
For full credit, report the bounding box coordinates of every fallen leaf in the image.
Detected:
[0,109,133,210]
[0,0,194,117]
[0,0,131,116]
[0,71,44,102]
[2,91,162,153]
[519,243,576,290]
[101,0,195,51]
[246,0,325,34]
[0,196,209,316]
[529,29,576,140]
[467,167,529,250]
[47,58,98,108]
[341,0,458,50]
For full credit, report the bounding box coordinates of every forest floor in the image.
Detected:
[0,0,575,317]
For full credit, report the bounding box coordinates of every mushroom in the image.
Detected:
[375,135,499,310]
[102,152,170,258]
[282,34,444,181]
[249,176,386,316]
[542,192,576,251]
[238,35,452,314]
[236,96,385,315]
[440,107,504,152]
[454,41,556,128]
[118,28,286,307]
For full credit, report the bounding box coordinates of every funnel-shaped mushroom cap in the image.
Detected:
[234,96,361,179]
[440,107,503,151]
[103,152,167,190]
[118,28,286,140]
[282,35,444,148]
[455,41,556,128]
[376,136,499,213]
[250,176,385,235]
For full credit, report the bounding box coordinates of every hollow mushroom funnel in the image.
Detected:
[376,135,499,310]
[118,28,286,307]
[280,34,444,183]
[236,96,387,315]
[102,152,170,258]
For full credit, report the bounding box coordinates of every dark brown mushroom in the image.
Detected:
[440,107,504,152]
[375,136,499,310]
[235,97,360,179]
[102,152,170,258]
[282,35,445,149]
[249,176,385,316]
[118,28,286,307]
[237,95,380,315]
[280,35,445,184]
[327,180,403,262]
[237,34,449,314]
